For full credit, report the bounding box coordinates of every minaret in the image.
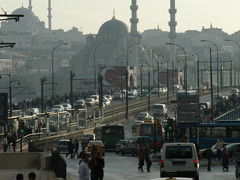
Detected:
[48,0,52,30]
[130,0,138,35]
[28,0,32,11]
[169,0,177,67]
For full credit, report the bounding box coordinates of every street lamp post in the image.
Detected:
[166,42,187,94]
[125,43,139,120]
[40,77,47,113]
[209,48,214,121]
[93,42,109,91]
[157,61,160,97]
[51,42,68,98]
[140,64,143,97]
[201,40,219,96]
[225,39,240,87]
[148,64,151,113]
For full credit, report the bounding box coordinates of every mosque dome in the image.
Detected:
[12,7,35,17]
[98,17,129,36]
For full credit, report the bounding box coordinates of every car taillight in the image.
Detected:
[160,160,164,168]
[194,159,199,168]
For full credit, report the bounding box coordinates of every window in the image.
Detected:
[166,146,193,159]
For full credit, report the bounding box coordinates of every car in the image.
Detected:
[119,138,138,156]
[224,143,240,158]
[81,134,95,149]
[199,102,211,109]
[137,112,152,121]
[27,108,39,115]
[104,95,112,102]
[61,103,72,110]
[102,97,111,106]
[112,93,123,100]
[75,99,85,106]
[199,142,229,159]
[128,91,138,100]
[90,95,99,104]
[87,140,105,156]
[231,88,239,95]
[139,90,149,97]
[85,98,95,107]
[56,139,70,154]
[151,104,167,115]
[160,143,199,180]
[151,88,162,95]
[115,139,126,153]
[51,104,65,112]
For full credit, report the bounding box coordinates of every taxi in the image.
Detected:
[87,140,105,156]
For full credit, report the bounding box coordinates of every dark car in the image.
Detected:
[225,143,240,158]
[115,139,126,154]
[56,139,70,154]
[120,138,138,156]
[81,134,95,149]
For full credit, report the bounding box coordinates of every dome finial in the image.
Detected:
[112,8,116,19]
[22,2,24,8]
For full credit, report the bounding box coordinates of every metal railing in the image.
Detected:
[215,106,240,121]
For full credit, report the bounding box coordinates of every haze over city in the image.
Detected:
[1,0,240,34]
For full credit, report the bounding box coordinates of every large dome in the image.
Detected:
[98,17,129,36]
[12,7,36,18]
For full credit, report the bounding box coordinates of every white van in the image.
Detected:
[160,143,199,180]
[151,104,167,115]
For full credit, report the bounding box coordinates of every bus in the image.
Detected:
[188,120,240,149]
[94,125,125,150]
[132,121,164,150]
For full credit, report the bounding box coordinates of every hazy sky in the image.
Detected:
[1,0,240,34]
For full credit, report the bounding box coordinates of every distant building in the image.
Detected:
[0,59,12,72]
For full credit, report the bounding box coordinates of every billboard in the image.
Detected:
[153,69,183,86]
[99,66,136,88]
[0,93,8,126]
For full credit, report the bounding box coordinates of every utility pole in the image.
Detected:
[125,68,129,120]
[157,61,160,97]
[40,77,47,113]
[230,60,233,87]
[148,64,151,113]
[70,71,75,108]
[167,63,169,105]
[172,61,174,95]
[98,74,103,108]
[210,48,214,121]
[141,64,143,97]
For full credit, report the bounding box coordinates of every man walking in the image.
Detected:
[79,151,90,180]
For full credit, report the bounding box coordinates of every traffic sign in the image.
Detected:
[177,94,199,103]
[177,112,200,122]
[177,104,200,112]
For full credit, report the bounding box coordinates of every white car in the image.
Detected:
[231,88,239,95]
[52,105,65,112]
[160,143,199,180]
[102,97,111,106]
[85,98,96,107]
[104,95,113,102]
[27,108,39,115]
[151,104,167,115]
[61,103,72,110]
[90,95,99,104]
[137,112,152,121]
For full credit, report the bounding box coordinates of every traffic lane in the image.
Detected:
[65,152,236,180]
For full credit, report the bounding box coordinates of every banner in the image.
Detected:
[0,93,8,126]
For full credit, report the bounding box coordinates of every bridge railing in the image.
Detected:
[215,106,240,121]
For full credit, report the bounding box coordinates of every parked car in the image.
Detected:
[61,103,72,110]
[231,88,239,95]
[115,139,126,154]
[87,140,105,156]
[85,98,95,107]
[51,105,64,112]
[81,134,95,149]
[56,139,70,154]
[160,143,199,180]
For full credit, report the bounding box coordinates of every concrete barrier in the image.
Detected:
[0,152,45,169]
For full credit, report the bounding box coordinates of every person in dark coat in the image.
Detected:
[12,132,17,152]
[137,144,144,172]
[73,139,79,158]
[222,148,229,171]
[206,148,213,171]
[66,138,74,158]
[90,151,105,180]
[144,146,152,172]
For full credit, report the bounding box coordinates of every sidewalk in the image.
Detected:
[0,169,56,180]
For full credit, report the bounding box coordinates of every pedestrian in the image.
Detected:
[137,144,144,172]
[2,133,8,152]
[144,145,152,172]
[73,139,79,158]
[222,148,229,171]
[28,172,36,180]
[233,149,240,178]
[206,148,213,171]
[66,138,74,159]
[79,151,90,180]
[12,131,17,152]
[92,151,105,180]
[16,174,24,180]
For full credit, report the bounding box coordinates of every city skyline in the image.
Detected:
[1,0,240,34]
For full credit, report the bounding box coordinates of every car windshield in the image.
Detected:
[166,146,193,159]
[89,141,103,145]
